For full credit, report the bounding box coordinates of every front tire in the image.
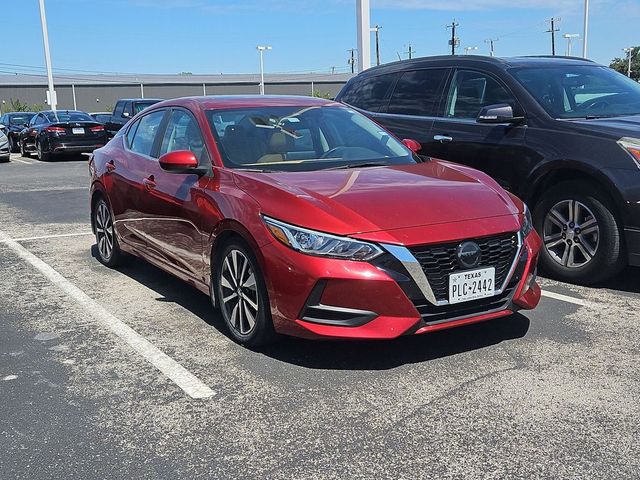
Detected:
[9,135,19,153]
[93,197,127,268]
[214,240,276,347]
[533,181,625,285]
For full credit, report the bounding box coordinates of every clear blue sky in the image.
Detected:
[3,0,638,77]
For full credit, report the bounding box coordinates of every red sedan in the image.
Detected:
[89,96,541,346]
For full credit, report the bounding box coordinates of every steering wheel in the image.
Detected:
[321,147,345,159]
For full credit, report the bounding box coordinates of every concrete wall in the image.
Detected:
[0,81,346,114]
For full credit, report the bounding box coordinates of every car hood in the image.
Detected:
[234,161,521,236]
[567,114,640,138]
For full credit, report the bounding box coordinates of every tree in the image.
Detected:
[610,47,640,81]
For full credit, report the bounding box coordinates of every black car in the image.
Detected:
[104,98,162,138]
[19,110,107,161]
[336,55,640,284]
[0,112,36,152]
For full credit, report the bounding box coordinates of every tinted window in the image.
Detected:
[134,101,160,114]
[445,70,516,119]
[386,69,448,116]
[44,111,94,123]
[113,101,125,118]
[10,113,35,126]
[513,65,640,119]
[159,109,209,164]
[206,105,414,172]
[125,119,139,148]
[342,74,397,112]
[129,110,165,157]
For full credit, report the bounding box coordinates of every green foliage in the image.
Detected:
[2,98,44,113]
[610,47,640,81]
[312,90,333,99]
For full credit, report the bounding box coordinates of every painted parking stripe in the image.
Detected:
[0,229,215,399]
[10,157,32,164]
[541,289,591,307]
[8,232,94,242]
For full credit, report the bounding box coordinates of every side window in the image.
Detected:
[31,115,42,126]
[125,102,134,117]
[445,70,516,119]
[159,109,209,164]
[129,110,165,157]
[387,68,449,116]
[125,119,140,148]
[113,101,124,118]
[343,74,397,112]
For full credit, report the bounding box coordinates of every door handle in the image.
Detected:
[433,135,453,143]
[143,176,156,191]
[105,160,116,173]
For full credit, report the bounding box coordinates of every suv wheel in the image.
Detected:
[214,240,277,347]
[533,181,625,285]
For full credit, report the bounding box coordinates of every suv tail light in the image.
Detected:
[90,125,105,132]
[618,137,640,169]
[46,126,66,134]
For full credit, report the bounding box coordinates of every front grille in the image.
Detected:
[409,232,519,303]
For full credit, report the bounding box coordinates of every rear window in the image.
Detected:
[9,114,35,125]
[44,111,94,123]
[340,73,397,112]
[387,68,449,116]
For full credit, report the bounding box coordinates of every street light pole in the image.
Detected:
[371,25,381,66]
[623,47,635,77]
[583,0,590,58]
[38,0,56,111]
[563,34,580,56]
[464,46,478,55]
[256,45,272,95]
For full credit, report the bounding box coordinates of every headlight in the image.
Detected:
[617,137,640,169]
[521,204,534,237]
[263,216,383,261]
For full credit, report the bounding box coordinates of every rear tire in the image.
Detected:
[37,141,52,162]
[9,136,19,153]
[533,181,625,285]
[214,239,277,347]
[93,197,128,268]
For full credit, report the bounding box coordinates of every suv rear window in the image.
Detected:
[387,69,449,116]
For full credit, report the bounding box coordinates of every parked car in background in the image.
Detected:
[337,55,640,284]
[0,130,9,162]
[20,110,106,161]
[0,112,36,152]
[89,95,541,346]
[90,112,112,124]
[104,98,162,138]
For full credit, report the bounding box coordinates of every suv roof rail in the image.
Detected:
[515,55,596,63]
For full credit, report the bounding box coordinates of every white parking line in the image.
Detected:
[541,289,591,307]
[8,232,94,242]
[0,229,215,399]
[10,157,32,164]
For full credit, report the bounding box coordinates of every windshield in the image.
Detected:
[45,111,94,123]
[134,101,159,114]
[206,105,415,172]
[512,65,640,119]
[10,113,35,125]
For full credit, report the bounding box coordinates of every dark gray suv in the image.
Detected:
[337,55,640,284]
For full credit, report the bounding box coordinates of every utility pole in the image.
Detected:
[583,0,590,58]
[447,20,460,55]
[347,48,357,73]
[256,45,272,95]
[38,0,56,111]
[546,17,561,56]
[563,34,580,56]
[371,25,382,66]
[623,47,635,77]
[405,44,415,60]
[485,38,498,57]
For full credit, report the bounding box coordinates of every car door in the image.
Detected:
[427,69,531,192]
[23,114,43,149]
[113,108,168,251]
[135,107,211,282]
[372,68,451,150]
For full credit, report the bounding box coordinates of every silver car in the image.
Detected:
[0,130,10,162]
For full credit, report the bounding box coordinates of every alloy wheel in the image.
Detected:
[220,249,259,336]
[543,199,600,268]
[95,201,115,261]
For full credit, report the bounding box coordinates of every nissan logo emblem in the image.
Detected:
[457,241,482,269]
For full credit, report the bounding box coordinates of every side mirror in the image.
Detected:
[477,104,525,124]
[159,150,207,175]
[122,112,130,118]
[402,138,422,153]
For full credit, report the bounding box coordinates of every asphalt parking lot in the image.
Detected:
[1,152,639,479]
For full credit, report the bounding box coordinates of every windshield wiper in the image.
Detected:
[235,167,268,173]
[322,161,389,171]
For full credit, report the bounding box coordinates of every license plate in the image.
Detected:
[72,127,84,135]
[449,267,495,304]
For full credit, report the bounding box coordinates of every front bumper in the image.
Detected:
[260,230,541,340]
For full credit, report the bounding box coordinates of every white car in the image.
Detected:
[0,130,10,162]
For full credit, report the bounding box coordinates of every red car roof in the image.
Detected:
[153,95,340,110]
